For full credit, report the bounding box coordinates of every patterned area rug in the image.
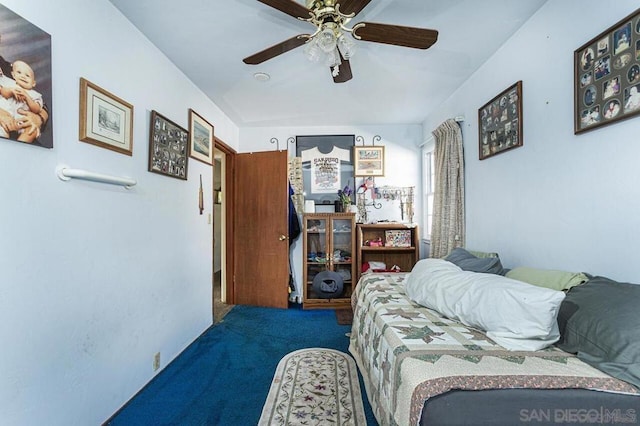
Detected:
[259,348,366,425]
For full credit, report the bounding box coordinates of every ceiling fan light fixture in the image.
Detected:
[304,20,353,68]
[337,34,356,59]
[303,40,323,62]
[324,47,341,68]
[316,27,338,53]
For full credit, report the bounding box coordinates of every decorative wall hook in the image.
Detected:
[270,137,280,150]
[355,135,381,146]
[270,137,297,150]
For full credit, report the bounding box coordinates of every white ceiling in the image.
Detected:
[108,0,548,128]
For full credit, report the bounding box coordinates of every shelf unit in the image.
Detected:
[356,223,420,282]
[302,213,355,309]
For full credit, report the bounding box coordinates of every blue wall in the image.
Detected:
[422,0,640,283]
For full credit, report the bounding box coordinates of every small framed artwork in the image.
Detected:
[79,78,134,155]
[574,8,640,134]
[478,80,523,160]
[188,109,214,165]
[354,145,385,176]
[148,110,189,180]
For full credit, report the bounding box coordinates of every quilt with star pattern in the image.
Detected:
[348,273,639,426]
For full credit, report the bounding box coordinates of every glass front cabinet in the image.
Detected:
[302,213,355,309]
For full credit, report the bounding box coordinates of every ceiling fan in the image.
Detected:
[243,0,438,83]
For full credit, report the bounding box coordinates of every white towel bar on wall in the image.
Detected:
[56,165,137,189]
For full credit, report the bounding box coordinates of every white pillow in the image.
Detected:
[405,259,566,351]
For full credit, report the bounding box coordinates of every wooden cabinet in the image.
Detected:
[302,213,356,309]
[356,223,420,282]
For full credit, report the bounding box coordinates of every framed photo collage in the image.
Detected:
[575,8,640,133]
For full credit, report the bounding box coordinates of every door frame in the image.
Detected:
[214,137,236,306]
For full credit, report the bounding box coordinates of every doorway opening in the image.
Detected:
[213,147,233,323]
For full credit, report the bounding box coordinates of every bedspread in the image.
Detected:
[348,273,639,426]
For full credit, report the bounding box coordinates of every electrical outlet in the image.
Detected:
[153,352,161,371]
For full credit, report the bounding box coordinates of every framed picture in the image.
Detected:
[188,109,214,165]
[296,135,354,205]
[148,110,189,180]
[478,81,523,160]
[0,4,53,148]
[354,146,385,176]
[79,78,134,156]
[574,8,640,134]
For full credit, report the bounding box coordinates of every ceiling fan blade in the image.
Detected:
[332,57,352,83]
[353,22,438,49]
[243,35,309,65]
[338,0,372,16]
[257,0,312,20]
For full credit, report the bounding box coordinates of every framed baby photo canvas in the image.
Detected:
[0,4,53,148]
[575,8,640,134]
[79,78,134,156]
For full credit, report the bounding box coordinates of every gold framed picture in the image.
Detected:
[354,145,385,177]
[79,78,134,156]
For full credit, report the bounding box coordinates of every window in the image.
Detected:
[423,146,435,240]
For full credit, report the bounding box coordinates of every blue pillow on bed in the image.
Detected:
[557,276,640,389]
[445,248,505,275]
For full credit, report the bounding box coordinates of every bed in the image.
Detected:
[348,257,640,426]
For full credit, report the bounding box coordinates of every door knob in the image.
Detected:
[279,235,288,241]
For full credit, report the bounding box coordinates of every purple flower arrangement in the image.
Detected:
[337,184,353,206]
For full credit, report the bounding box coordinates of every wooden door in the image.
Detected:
[234,150,289,308]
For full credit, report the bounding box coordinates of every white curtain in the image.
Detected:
[430,119,465,258]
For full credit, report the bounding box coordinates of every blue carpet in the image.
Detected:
[105,305,377,425]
